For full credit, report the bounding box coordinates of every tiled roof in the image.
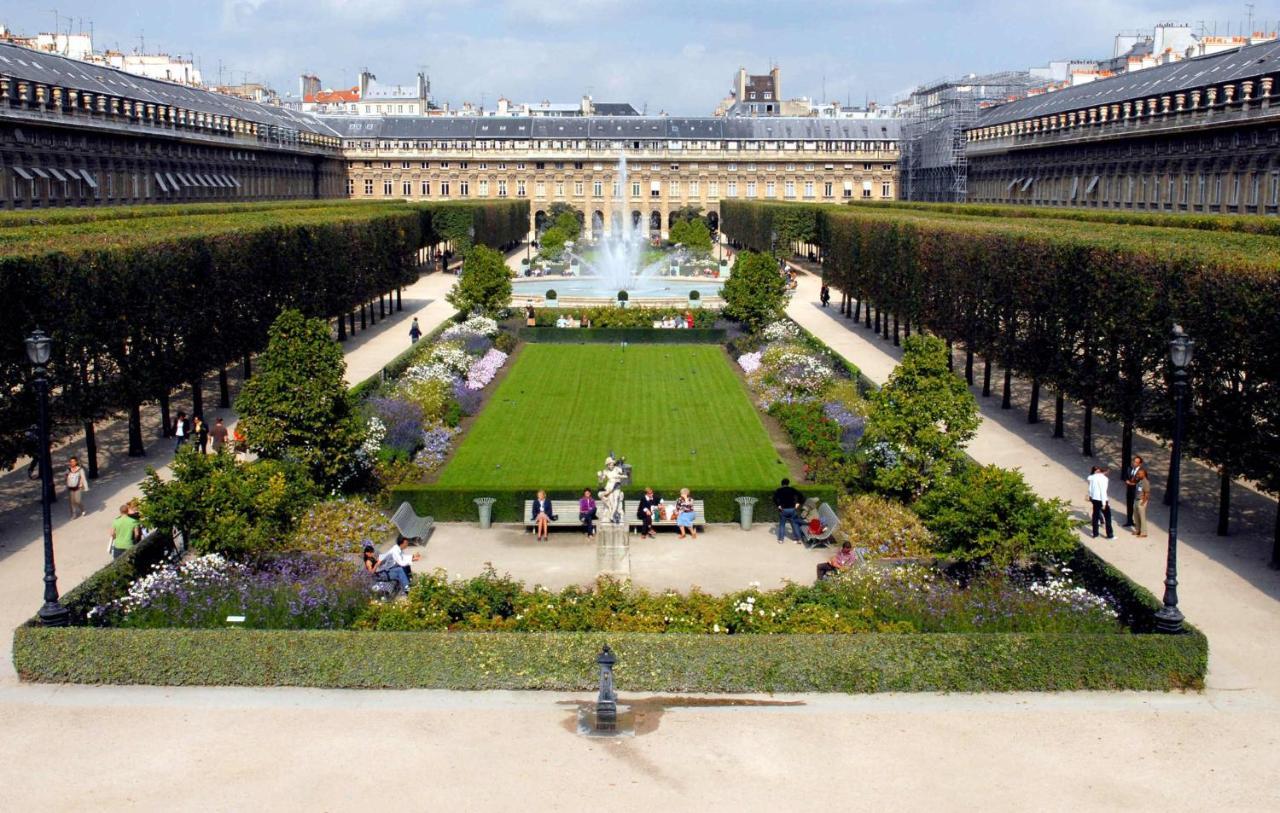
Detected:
[322,115,901,141]
[977,38,1280,127]
[305,88,359,104]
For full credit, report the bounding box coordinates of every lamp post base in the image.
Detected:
[37,601,70,627]
[1154,605,1184,634]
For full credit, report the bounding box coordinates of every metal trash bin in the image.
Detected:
[474,497,497,529]
[735,496,759,531]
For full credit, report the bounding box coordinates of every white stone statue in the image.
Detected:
[597,456,626,525]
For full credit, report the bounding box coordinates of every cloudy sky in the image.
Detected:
[2,0,1271,112]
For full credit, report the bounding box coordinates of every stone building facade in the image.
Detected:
[0,42,344,209]
[966,39,1280,215]
[331,116,900,238]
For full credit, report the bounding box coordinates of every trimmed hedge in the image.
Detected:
[12,625,1206,691]
[388,484,840,523]
[519,327,727,344]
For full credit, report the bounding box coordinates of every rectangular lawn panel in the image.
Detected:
[436,344,789,489]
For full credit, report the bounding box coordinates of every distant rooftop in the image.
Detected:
[323,115,900,140]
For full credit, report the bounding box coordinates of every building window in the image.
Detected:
[401,161,410,169]
[632,181,641,197]
[364,178,374,195]
[422,180,430,196]
[784,180,795,198]
[421,161,429,169]
[517,180,527,197]
[440,162,450,169]
[843,180,853,198]
[575,181,584,196]
[669,180,680,196]
[535,162,545,170]
[764,181,775,198]
[556,182,565,197]
[383,180,393,195]
[498,180,508,197]
[882,182,890,198]
[346,178,355,195]
[517,163,526,170]
[823,181,833,197]
[460,180,470,196]
[383,161,391,169]
[863,163,872,171]
[402,181,411,196]
[709,181,719,197]
[594,180,604,197]
[803,181,814,199]
[689,180,700,197]
[535,181,545,197]
[459,162,469,170]
[747,181,758,197]
[441,181,450,196]
[727,181,738,197]
[479,180,489,196]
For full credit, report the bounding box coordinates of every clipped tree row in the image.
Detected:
[0,200,528,472]
[722,200,1280,560]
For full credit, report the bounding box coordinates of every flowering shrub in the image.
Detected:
[427,341,473,376]
[90,553,373,630]
[460,333,494,357]
[289,498,394,555]
[353,565,1121,634]
[367,397,424,455]
[452,379,483,416]
[441,315,499,341]
[401,361,459,387]
[398,378,456,425]
[822,401,866,452]
[465,348,508,390]
[359,416,386,461]
[837,494,936,559]
[762,320,800,342]
[761,343,834,392]
[417,424,457,471]
[738,351,763,374]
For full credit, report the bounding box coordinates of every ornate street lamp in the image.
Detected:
[1155,324,1194,634]
[25,329,70,627]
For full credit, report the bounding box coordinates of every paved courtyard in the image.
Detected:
[0,264,1278,811]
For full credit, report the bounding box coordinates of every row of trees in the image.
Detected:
[721,200,1280,558]
[0,200,528,473]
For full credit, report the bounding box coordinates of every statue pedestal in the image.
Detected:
[596,523,631,579]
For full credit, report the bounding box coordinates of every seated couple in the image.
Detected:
[651,312,695,330]
[530,489,609,540]
[636,487,698,539]
[554,315,591,329]
[363,536,421,595]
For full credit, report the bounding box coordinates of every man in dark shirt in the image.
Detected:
[773,478,806,544]
[1123,455,1146,527]
[636,487,661,538]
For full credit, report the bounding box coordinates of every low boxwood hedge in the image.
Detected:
[388,484,840,523]
[12,626,1205,691]
[519,327,727,344]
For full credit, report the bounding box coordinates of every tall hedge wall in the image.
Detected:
[721,201,1280,557]
[0,200,527,466]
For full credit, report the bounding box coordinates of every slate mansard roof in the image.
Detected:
[322,115,901,142]
[977,38,1280,128]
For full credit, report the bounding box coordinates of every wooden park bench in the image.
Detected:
[623,499,706,532]
[392,502,434,543]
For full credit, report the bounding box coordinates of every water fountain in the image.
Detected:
[514,152,725,306]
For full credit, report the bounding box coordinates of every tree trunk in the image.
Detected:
[946,339,954,372]
[349,311,356,335]
[965,348,974,385]
[1053,392,1065,438]
[84,421,99,479]
[360,303,367,330]
[1082,405,1094,457]
[337,315,347,340]
[159,392,172,438]
[864,301,872,329]
[1028,379,1041,423]
[892,314,900,346]
[882,310,890,340]
[191,378,203,417]
[218,368,231,408]
[982,357,992,397]
[243,353,252,380]
[853,299,861,321]
[1120,422,1134,479]
[904,318,911,338]
[1001,366,1013,409]
[1218,467,1231,537]
[128,401,146,457]
[379,294,386,318]
[397,287,403,311]
[369,300,377,325]
[1270,502,1280,570]
[873,306,881,334]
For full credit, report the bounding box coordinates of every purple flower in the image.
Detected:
[369,397,424,454]
[822,402,866,452]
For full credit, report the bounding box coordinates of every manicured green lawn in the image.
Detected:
[435,344,790,489]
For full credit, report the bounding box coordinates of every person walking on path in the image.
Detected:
[110,502,142,560]
[773,478,807,544]
[820,284,831,308]
[172,411,189,453]
[1123,455,1146,527]
[192,415,209,455]
[1087,466,1114,539]
[209,417,228,454]
[64,456,88,518]
[1132,469,1150,537]
[409,317,422,344]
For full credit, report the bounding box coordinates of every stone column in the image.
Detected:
[596,522,631,579]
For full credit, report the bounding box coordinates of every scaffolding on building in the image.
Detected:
[900,71,1036,202]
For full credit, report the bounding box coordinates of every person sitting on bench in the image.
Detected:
[636,487,661,538]
[362,542,379,574]
[579,489,597,538]
[375,536,420,595]
[531,490,556,541]
[816,542,857,581]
